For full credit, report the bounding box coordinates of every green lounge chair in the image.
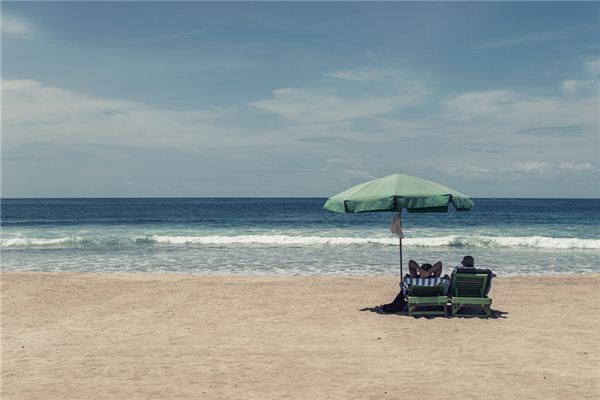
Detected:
[407,284,448,317]
[448,273,492,317]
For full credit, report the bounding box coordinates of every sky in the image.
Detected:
[2,1,599,198]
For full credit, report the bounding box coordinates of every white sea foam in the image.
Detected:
[0,237,76,247]
[405,235,600,249]
[150,234,393,246]
[2,234,600,250]
[151,234,600,249]
[0,236,149,247]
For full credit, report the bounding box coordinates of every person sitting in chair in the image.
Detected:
[452,255,496,295]
[409,259,443,278]
[379,260,444,313]
[453,255,475,272]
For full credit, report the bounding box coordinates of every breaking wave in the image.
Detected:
[2,234,600,250]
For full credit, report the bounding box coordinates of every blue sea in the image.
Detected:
[1,198,599,276]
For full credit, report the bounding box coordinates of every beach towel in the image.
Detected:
[389,214,404,238]
[380,291,407,313]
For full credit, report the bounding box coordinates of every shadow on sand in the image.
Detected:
[359,306,508,319]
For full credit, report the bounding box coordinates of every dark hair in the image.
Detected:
[461,255,474,268]
[421,263,433,270]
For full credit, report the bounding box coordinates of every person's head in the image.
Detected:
[421,263,433,271]
[461,255,474,268]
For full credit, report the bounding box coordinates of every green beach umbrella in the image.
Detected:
[323,173,475,278]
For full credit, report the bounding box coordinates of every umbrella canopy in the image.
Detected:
[323,173,474,214]
[323,173,475,278]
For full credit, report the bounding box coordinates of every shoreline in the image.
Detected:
[2,270,600,278]
[2,272,599,399]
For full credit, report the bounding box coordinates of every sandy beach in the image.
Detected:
[1,273,599,399]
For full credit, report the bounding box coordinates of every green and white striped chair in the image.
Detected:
[407,284,448,317]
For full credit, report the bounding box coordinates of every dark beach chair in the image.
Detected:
[407,284,448,317]
[453,267,495,295]
[448,273,492,317]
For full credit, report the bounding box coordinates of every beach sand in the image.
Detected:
[1,273,599,399]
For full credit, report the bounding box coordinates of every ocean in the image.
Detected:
[1,198,599,276]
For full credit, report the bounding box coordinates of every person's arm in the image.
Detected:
[408,259,420,278]
[430,261,443,277]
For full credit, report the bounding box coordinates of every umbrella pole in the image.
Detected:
[398,211,403,280]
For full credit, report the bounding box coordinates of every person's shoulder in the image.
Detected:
[477,267,497,278]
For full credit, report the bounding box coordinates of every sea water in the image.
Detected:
[1,198,599,276]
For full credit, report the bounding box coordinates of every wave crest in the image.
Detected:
[2,234,599,250]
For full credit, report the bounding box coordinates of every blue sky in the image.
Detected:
[2,2,599,197]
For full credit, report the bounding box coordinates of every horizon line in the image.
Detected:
[1,196,599,200]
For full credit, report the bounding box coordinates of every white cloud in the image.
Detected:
[444,88,599,130]
[438,161,598,182]
[446,59,600,130]
[149,29,206,42]
[518,125,583,136]
[473,29,580,50]
[249,87,404,123]
[508,161,548,174]
[2,13,36,38]
[366,50,377,62]
[325,157,357,165]
[560,58,600,95]
[438,165,491,178]
[444,165,491,174]
[325,68,410,82]
[336,169,373,181]
[505,161,598,176]
[559,162,595,171]
[2,79,252,150]
[322,156,373,182]
[444,90,516,116]
[250,68,429,123]
[585,59,600,76]
[561,79,594,95]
